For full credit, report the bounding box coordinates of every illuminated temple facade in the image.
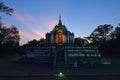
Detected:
[46,16,74,45]
[23,15,101,71]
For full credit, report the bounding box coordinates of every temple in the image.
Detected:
[22,15,101,72]
[46,15,74,45]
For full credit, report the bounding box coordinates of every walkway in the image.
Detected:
[1,67,120,76]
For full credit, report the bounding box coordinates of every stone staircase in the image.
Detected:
[54,45,66,71]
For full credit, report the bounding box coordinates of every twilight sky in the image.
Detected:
[1,0,120,45]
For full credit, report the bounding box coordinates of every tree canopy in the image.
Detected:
[0,2,21,57]
[87,23,120,57]
[0,1,13,17]
[89,24,113,42]
[0,23,20,46]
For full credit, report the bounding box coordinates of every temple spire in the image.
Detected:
[58,14,62,25]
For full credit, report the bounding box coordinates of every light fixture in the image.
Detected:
[59,72,63,77]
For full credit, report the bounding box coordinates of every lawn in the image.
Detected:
[94,58,120,69]
[0,55,39,70]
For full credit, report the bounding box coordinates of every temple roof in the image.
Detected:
[50,15,73,33]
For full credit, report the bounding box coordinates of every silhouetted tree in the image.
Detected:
[89,24,113,46]
[110,24,120,40]
[23,38,46,48]
[0,23,20,57]
[0,1,15,46]
[39,38,46,46]
[0,23,19,46]
[104,24,120,57]
[0,2,21,57]
[27,39,39,47]
[74,37,89,46]
[0,1,13,18]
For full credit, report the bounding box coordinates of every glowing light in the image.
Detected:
[59,72,63,77]
[54,72,66,80]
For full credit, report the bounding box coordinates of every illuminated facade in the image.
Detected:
[23,16,101,70]
[46,16,74,45]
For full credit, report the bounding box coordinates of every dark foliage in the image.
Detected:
[99,39,120,57]
[22,38,46,48]
[0,23,20,57]
[88,24,120,57]
[0,2,22,57]
[0,1,13,17]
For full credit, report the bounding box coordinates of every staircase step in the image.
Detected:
[54,46,66,71]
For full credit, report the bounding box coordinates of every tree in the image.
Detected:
[0,22,20,57]
[89,24,113,44]
[6,25,20,46]
[105,24,120,57]
[74,37,89,46]
[0,1,13,18]
[0,23,19,46]
[110,24,120,40]
[27,39,39,47]
[0,2,21,57]
[0,1,15,46]
[22,38,46,48]
[39,38,46,46]
[74,38,81,46]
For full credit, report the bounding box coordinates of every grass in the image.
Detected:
[0,55,53,71]
[0,55,39,70]
[93,59,120,69]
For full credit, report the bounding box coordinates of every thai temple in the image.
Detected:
[23,15,101,71]
[46,15,74,45]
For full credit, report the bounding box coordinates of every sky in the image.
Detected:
[0,0,120,45]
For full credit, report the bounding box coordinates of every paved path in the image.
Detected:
[0,68,120,76]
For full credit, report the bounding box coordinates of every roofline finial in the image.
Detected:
[59,14,61,21]
[58,14,62,25]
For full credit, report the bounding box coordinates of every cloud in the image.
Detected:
[13,13,35,22]
[13,12,58,31]
[39,16,58,31]
[46,20,58,30]
[25,15,35,21]
[32,29,45,38]
[19,29,46,45]
[12,12,58,45]
[19,30,34,45]
[19,30,36,40]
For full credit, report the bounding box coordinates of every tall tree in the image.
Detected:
[89,24,113,43]
[110,24,120,40]
[0,2,21,56]
[0,23,20,46]
[7,25,20,46]
[0,1,15,45]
